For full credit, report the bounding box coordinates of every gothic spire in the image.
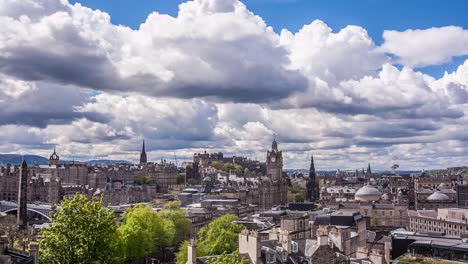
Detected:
[140,139,147,164]
[307,154,318,202]
[309,155,316,178]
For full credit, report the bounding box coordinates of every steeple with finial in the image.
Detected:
[366,163,372,178]
[140,139,147,164]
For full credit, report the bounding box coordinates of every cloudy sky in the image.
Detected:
[1,0,468,170]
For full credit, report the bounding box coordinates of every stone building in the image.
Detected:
[415,188,457,210]
[408,208,468,236]
[1,146,177,206]
[319,186,357,203]
[191,151,266,180]
[321,185,409,232]
[256,139,288,209]
[313,209,367,257]
[413,173,458,210]
[236,230,347,264]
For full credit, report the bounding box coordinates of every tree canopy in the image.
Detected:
[221,163,243,175]
[176,214,244,263]
[160,201,192,245]
[206,250,250,264]
[118,204,175,261]
[176,173,185,184]
[134,175,156,185]
[39,194,122,264]
[295,193,305,203]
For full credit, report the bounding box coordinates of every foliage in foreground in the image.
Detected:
[118,204,175,261]
[39,195,192,264]
[39,194,122,264]
[118,201,191,261]
[176,214,244,264]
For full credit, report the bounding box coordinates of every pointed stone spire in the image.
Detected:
[366,163,372,178]
[140,139,147,164]
[307,154,318,202]
[309,155,316,178]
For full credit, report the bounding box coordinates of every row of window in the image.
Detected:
[363,209,406,216]
[410,218,467,230]
[2,192,16,201]
[410,223,466,236]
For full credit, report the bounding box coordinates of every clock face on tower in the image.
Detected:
[271,156,276,162]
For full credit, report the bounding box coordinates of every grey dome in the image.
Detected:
[427,191,450,201]
[355,185,381,201]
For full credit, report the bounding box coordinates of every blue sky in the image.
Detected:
[70,0,468,77]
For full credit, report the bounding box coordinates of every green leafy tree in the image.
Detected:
[187,178,200,185]
[210,161,224,171]
[243,168,250,175]
[176,214,244,262]
[176,173,185,184]
[289,186,300,194]
[160,201,192,245]
[221,163,243,175]
[206,250,250,264]
[175,240,189,264]
[118,204,175,261]
[0,215,19,248]
[197,214,244,256]
[135,176,156,185]
[39,194,122,264]
[295,193,305,203]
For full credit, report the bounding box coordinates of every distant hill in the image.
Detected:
[82,160,131,164]
[0,154,49,165]
[0,154,131,166]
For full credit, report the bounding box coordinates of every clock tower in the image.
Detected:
[266,139,283,181]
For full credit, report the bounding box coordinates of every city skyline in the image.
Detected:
[1,0,468,170]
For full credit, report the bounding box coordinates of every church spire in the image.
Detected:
[306,154,318,202]
[366,163,372,178]
[309,155,316,178]
[140,139,147,164]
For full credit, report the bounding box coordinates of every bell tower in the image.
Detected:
[266,139,282,181]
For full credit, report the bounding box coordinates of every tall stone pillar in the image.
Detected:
[17,160,28,229]
[29,242,39,264]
